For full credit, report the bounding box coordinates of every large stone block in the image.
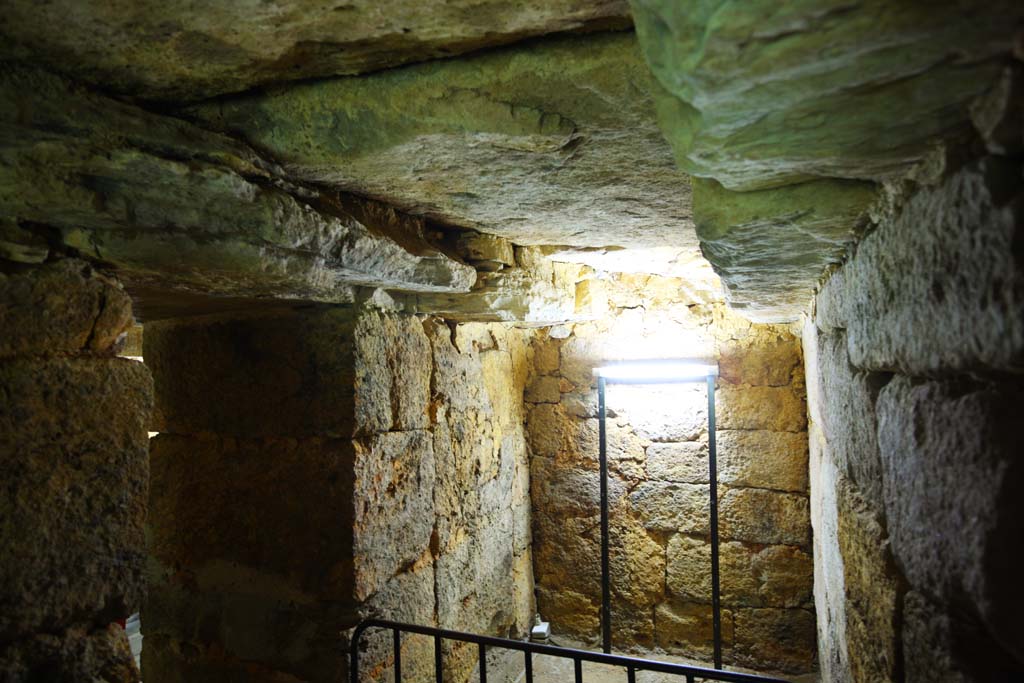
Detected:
[645,441,707,483]
[533,338,561,376]
[535,587,599,642]
[525,403,569,459]
[809,453,851,680]
[609,384,708,442]
[531,457,627,520]
[0,259,133,358]
[832,156,1024,375]
[877,375,1024,661]
[0,357,151,639]
[755,545,814,610]
[719,489,810,547]
[1,69,475,307]
[901,591,967,683]
[632,0,1012,190]
[718,331,802,387]
[511,550,536,637]
[716,384,807,432]
[188,33,695,263]
[532,516,601,601]
[148,434,356,601]
[629,481,709,534]
[609,515,665,609]
[666,536,757,605]
[352,311,431,434]
[836,481,902,683]
[717,430,808,493]
[353,431,436,602]
[0,624,138,683]
[654,601,734,660]
[558,418,647,479]
[436,511,515,635]
[525,375,560,404]
[666,537,812,609]
[0,0,631,100]
[733,608,817,673]
[142,633,328,683]
[356,567,438,683]
[145,308,357,437]
[814,330,886,509]
[609,601,656,650]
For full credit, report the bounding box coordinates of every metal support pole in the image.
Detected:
[598,375,612,654]
[707,375,722,669]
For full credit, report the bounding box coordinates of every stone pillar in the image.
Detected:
[141,307,534,682]
[0,259,153,681]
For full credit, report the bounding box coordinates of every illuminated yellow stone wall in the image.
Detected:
[526,273,816,674]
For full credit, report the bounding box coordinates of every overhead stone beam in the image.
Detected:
[627,0,1021,321]
[396,247,594,325]
[631,0,1019,191]
[0,0,631,101]
[694,177,876,322]
[184,31,699,257]
[0,66,476,307]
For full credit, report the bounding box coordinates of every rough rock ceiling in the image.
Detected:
[0,0,631,101]
[630,0,1023,319]
[187,32,696,252]
[2,0,1020,323]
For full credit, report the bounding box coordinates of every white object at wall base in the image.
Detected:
[530,621,551,642]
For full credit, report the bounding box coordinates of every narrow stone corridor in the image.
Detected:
[1,2,1022,682]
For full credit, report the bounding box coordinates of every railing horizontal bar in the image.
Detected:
[351,619,789,683]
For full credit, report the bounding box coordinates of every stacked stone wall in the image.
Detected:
[0,259,153,680]
[525,274,816,675]
[804,147,1024,681]
[142,306,533,682]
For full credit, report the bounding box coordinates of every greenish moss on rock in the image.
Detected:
[189,32,699,256]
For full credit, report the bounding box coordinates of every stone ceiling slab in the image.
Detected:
[627,0,1022,320]
[631,0,1020,191]
[0,0,630,101]
[0,67,475,307]
[694,177,876,322]
[188,31,699,259]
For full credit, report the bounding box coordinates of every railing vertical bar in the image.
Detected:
[393,628,402,683]
[707,374,722,670]
[598,374,612,654]
[350,618,791,683]
[434,634,443,683]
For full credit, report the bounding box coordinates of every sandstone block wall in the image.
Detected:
[525,275,816,675]
[142,306,534,682]
[0,259,153,680]
[805,147,1024,681]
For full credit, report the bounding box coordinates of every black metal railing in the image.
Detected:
[350,619,790,683]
